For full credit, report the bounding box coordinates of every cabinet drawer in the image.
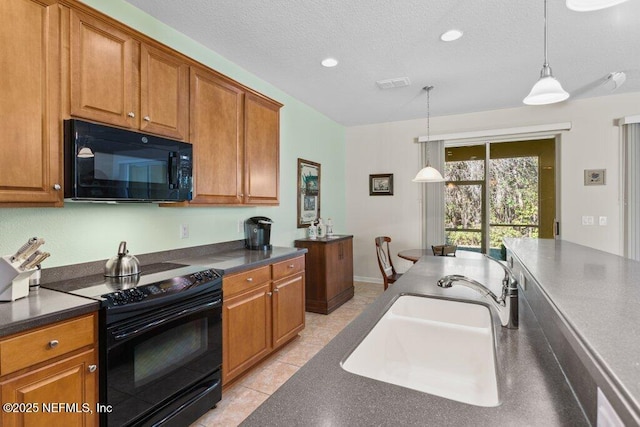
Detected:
[272,256,305,281]
[0,314,95,376]
[224,265,271,298]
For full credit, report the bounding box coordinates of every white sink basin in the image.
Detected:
[341,295,499,407]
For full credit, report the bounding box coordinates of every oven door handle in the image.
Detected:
[113,298,221,341]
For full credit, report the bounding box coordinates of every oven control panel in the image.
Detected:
[102,269,221,307]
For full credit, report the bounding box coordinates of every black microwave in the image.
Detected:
[64,119,193,202]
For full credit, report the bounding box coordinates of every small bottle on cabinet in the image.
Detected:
[317,218,325,238]
[308,221,317,239]
[326,218,334,237]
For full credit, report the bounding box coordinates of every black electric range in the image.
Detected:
[46,262,224,426]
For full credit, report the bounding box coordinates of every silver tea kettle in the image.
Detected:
[104,241,140,277]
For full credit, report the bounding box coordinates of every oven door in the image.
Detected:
[104,294,221,427]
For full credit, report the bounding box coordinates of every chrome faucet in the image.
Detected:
[437,255,519,329]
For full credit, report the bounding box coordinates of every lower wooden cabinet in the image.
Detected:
[0,313,99,426]
[222,256,305,385]
[0,349,97,427]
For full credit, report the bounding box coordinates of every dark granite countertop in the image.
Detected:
[504,238,640,424]
[171,246,307,275]
[1,243,305,338]
[0,288,99,337]
[242,253,587,426]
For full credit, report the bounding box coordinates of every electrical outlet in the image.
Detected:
[582,216,594,226]
[180,224,189,239]
[599,216,608,226]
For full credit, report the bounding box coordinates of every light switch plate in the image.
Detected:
[599,216,608,226]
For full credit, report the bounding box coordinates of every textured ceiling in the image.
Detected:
[124,0,640,126]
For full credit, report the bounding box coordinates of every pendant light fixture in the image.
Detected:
[566,0,629,11]
[413,86,445,183]
[523,0,570,106]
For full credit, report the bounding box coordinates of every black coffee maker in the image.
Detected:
[244,216,273,250]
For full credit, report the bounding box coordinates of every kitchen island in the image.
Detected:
[242,251,588,426]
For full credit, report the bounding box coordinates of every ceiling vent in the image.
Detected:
[376,77,411,89]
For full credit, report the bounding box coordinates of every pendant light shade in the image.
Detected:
[413,86,445,183]
[523,65,570,105]
[523,0,569,106]
[412,165,444,182]
[566,0,629,11]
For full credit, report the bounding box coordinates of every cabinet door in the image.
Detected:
[189,67,244,204]
[0,0,62,205]
[0,349,98,427]
[273,272,305,349]
[326,239,354,302]
[140,44,189,140]
[244,93,280,205]
[222,282,272,384]
[70,9,136,128]
[339,238,354,293]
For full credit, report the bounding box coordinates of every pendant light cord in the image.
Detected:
[543,0,548,67]
[424,85,434,165]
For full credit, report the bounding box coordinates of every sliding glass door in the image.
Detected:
[444,139,555,258]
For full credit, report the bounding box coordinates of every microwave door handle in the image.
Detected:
[168,152,179,188]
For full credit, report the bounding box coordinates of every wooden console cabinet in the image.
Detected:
[294,235,354,314]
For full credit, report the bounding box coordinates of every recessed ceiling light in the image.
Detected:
[440,29,463,42]
[321,58,338,67]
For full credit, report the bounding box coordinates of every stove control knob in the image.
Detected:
[194,272,203,281]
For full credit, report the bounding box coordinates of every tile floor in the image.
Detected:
[192,281,383,427]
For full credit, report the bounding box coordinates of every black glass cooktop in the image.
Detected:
[43,262,213,299]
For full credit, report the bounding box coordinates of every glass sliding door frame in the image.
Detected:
[444,138,556,255]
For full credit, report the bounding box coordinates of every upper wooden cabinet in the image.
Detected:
[69,9,189,140]
[1,0,280,207]
[189,67,244,205]
[245,93,280,205]
[139,44,189,140]
[189,67,281,206]
[0,0,63,206]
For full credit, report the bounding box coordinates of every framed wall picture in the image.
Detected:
[298,158,321,228]
[369,174,394,196]
[584,169,605,186]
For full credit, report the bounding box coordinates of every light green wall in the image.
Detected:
[0,0,346,267]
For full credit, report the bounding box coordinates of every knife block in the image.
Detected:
[0,256,33,301]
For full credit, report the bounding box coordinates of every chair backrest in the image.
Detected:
[432,244,457,256]
[375,236,396,287]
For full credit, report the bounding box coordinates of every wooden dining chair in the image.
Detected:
[432,244,457,256]
[375,236,403,290]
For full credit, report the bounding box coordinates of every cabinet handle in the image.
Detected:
[288,264,295,268]
[53,184,61,191]
[274,288,279,293]
[267,291,272,297]
[127,112,135,118]
[88,365,97,373]
[246,277,253,282]
[239,193,244,197]
[143,116,151,122]
[48,340,59,349]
